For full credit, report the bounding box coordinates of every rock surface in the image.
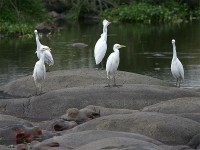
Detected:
[0,69,199,149]
[0,84,199,121]
[66,112,200,145]
[0,69,172,98]
[142,97,200,114]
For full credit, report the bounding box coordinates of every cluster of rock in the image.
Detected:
[0,68,199,150]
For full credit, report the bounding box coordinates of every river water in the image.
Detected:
[0,21,200,88]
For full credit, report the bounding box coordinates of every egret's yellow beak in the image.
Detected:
[120,45,126,48]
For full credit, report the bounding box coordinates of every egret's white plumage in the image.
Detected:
[34,30,54,66]
[171,39,184,87]
[94,19,111,67]
[106,44,126,86]
[94,32,107,65]
[33,49,46,95]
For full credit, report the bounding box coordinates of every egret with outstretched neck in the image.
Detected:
[171,39,184,87]
[34,30,54,71]
[94,19,111,69]
[106,44,126,87]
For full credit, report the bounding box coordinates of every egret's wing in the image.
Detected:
[171,58,184,80]
[177,58,184,79]
[44,50,54,66]
[33,61,46,81]
[94,38,107,65]
[33,62,39,80]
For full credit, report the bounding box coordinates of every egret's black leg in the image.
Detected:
[178,79,181,88]
[176,79,178,87]
[113,74,122,87]
[100,62,104,70]
[105,76,111,87]
[113,75,116,86]
[46,65,50,72]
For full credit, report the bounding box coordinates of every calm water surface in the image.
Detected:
[0,21,200,88]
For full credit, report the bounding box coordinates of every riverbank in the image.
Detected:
[0,69,199,149]
[1,0,199,38]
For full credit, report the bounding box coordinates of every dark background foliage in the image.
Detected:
[0,0,199,37]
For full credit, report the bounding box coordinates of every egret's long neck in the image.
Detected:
[40,52,45,63]
[101,33,107,42]
[35,33,42,50]
[113,48,119,53]
[172,43,177,59]
[103,26,107,33]
[103,26,108,41]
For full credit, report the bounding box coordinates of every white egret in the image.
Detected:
[106,44,126,87]
[33,48,47,95]
[171,39,184,87]
[94,32,107,66]
[94,19,111,69]
[34,30,54,71]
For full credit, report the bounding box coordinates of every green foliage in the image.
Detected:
[193,8,200,19]
[0,0,48,37]
[0,22,34,37]
[101,1,193,23]
[0,0,47,23]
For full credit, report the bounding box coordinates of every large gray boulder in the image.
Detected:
[0,114,30,128]
[75,137,166,150]
[0,69,172,98]
[0,84,199,121]
[188,132,200,149]
[142,97,200,123]
[176,113,200,123]
[30,130,193,150]
[66,112,200,145]
[33,130,163,148]
[75,137,193,150]
[142,97,200,114]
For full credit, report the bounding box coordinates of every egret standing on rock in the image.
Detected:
[106,44,126,87]
[94,19,111,69]
[171,39,184,87]
[33,48,47,95]
[34,30,54,71]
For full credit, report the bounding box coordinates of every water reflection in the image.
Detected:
[0,21,200,87]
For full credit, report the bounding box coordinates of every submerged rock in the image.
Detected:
[66,43,88,49]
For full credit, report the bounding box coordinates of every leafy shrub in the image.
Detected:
[101,2,190,23]
[0,0,48,37]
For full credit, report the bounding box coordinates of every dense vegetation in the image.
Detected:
[0,0,48,37]
[101,1,200,23]
[0,0,199,37]
[63,0,199,22]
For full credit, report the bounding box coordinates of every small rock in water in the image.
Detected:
[66,43,88,49]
